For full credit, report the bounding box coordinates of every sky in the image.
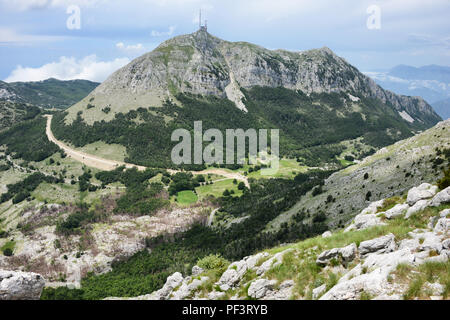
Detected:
[1,0,449,83]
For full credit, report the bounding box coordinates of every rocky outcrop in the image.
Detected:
[247,279,277,299]
[358,234,397,257]
[430,187,450,207]
[0,270,45,300]
[316,243,357,266]
[407,183,438,206]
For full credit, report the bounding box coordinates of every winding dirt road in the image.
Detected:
[44,115,249,187]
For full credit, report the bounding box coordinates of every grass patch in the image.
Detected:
[1,240,16,255]
[176,190,198,205]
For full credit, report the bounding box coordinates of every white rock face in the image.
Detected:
[316,243,357,266]
[383,203,409,219]
[345,213,385,232]
[0,270,45,300]
[430,187,450,207]
[434,218,449,234]
[320,248,416,300]
[312,284,327,299]
[405,200,430,219]
[256,249,292,276]
[217,252,269,291]
[358,234,397,257]
[191,266,204,277]
[248,279,277,299]
[322,231,332,238]
[407,183,438,206]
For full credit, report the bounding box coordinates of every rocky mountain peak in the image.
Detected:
[65,31,441,126]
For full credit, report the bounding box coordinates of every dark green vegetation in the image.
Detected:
[96,166,169,216]
[42,169,334,300]
[0,117,59,161]
[0,172,59,204]
[0,101,41,131]
[51,87,431,169]
[0,79,99,109]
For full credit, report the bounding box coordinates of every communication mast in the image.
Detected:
[199,9,208,32]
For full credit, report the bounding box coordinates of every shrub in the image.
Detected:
[196,254,230,274]
[3,248,13,256]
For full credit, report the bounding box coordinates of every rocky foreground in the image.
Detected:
[107,184,449,301]
[1,183,448,300]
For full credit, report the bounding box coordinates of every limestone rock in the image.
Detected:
[0,270,45,300]
[345,213,385,233]
[383,203,409,219]
[430,187,450,207]
[358,234,396,257]
[316,243,357,266]
[405,200,429,219]
[248,279,277,299]
[434,218,449,234]
[320,248,416,300]
[312,284,327,299]
[322,231,332,238]
[191,266,204,277]
[407,183,438,206]
[256,249,292,276]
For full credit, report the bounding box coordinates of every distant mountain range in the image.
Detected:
[0,78,99,109]
[365,65,450,119]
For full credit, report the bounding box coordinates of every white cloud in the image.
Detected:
[4,55,130,82]
[151,25,176,37]
[116,42,144,52]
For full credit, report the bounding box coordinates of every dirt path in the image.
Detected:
[45,115,249,187]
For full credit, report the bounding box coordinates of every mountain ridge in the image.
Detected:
[65,29,441,127]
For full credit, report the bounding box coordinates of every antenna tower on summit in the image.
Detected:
[199,9,207,31]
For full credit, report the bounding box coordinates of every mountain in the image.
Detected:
[432,98,450,120]
[52,29,441,169]
[365,65,450,119]
[0,78,99,109]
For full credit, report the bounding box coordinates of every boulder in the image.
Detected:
[312,284,327,299]
[217,252,269,291]
[434,218,449,234]
[322,231,332,238]
[256,249,292,276]
[383,203,409,219]
[430,187,450,207]
[361,200,385,215]
[262,280,294,300]
[345,213,385,232]
[171,276,209,300]
[440,209,450,218]
[358,234,396,257]
[320,248,416,300]
[150,272,184,300]
[191,266,204,277]
[405,200,429,219]
[424,282,444,296]
[316,243,357,266]
[0,270,45,300]
[407,183,438,206]
[409,231,443,254]
[247,279,277,299]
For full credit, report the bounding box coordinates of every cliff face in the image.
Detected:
[67,29,441,126]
